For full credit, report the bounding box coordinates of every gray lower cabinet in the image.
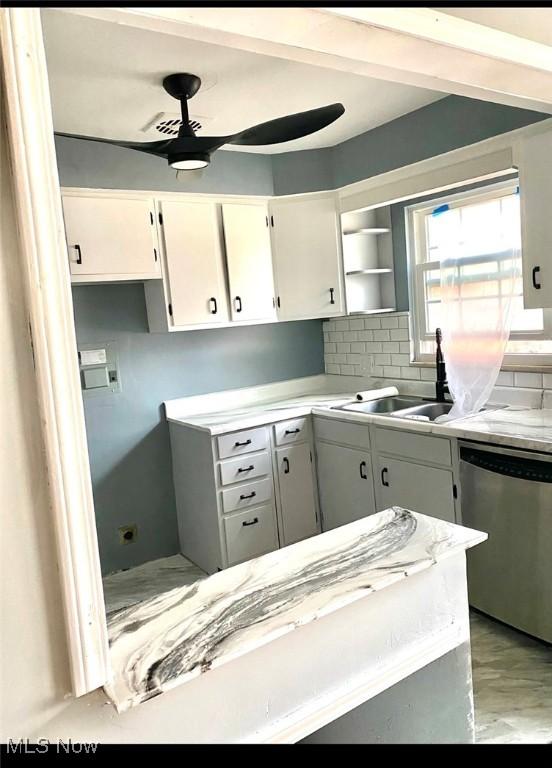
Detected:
[275,443,319,545]
[169,417,319,574]
[373,426,457,524]
[375,456,456,523]
[316,442,376,532]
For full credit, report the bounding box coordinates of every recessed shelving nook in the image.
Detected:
[341,206,396,315]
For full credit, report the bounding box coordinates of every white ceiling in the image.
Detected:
[436,8,552,47]
[41,10,446,155]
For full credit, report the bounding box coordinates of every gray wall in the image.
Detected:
[272,95,547,195]
[55,135,274,196]
[72,284,323,575]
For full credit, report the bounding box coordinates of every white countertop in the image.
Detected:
[104,507,486,712]
[164,377,552,453]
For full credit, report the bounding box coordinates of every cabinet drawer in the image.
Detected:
[219,451,271,486]
[217,426,268,459]
[274,417,309,446]
[221,477,273,514]
[224,504,279,566]
[313,416,370,450]
[375,427,451,466]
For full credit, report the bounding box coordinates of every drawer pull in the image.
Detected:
[237,465,254,474]
[360,460,368,480]
[239,491,257,500]
[234,439,252,447]
[283,457,290,474]
[381,467,389,487]
[242,517,259,527]
[284,428,301,435]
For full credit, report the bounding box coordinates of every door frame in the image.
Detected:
[0,8,110,696]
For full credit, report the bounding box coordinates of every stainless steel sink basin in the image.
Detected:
[335,396,426,414]
[391,402,454,421]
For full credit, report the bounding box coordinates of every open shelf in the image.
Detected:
[341,204,396,316]
[343,227,390,236]
[346,268,393,276]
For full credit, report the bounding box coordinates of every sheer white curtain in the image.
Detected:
[433,195,521,422]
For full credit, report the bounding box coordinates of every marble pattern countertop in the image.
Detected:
[165,390,354,434]
[104,507,486,712]
[165,382,552,453]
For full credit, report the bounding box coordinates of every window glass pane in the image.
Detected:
[419,188,544,346]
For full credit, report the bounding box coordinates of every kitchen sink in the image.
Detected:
[391,402,454,421]
[334,396,426,414]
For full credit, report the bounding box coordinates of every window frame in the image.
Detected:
[406,179,552,368]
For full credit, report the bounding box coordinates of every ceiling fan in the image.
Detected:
[55,73,346,171]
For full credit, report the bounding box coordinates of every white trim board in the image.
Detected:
[0,8,110,697]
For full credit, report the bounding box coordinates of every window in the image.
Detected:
[407,181,552,366]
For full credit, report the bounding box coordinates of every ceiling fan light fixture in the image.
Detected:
[169,152,210,170]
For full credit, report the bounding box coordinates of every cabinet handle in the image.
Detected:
[209,297,218,314]
[234,439,252,448]
[237,465,254,473]
[235,296,243,313]
[239,491,256,501]
[360,460,368,480]
[381,467,389,487]
[74,244,82,265]
[532,266,541,290]
[277,296,281,308]
[284,428,300,435]
[242,517,259,527]
[329,287,335,304]
[270,215,274,227]
[283,457,290,474]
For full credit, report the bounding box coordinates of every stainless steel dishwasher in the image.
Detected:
[459,440,552,643]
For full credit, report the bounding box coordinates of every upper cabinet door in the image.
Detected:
[269,194,345,320]
[62,194,160,280]
[222,203,276,322]
[518,129,552,309]
[160,200,229,327]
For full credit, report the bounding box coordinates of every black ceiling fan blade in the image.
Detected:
[228,103,345,147]
[54,132,173,158]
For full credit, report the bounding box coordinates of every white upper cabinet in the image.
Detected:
[62,193,161,281]
[269,194,345,321]
[159,200,229,327]
[221,203,276,322]
[518,128,552,309]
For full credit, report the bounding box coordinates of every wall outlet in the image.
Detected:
[359,354,374,377]
[119,524,137,545]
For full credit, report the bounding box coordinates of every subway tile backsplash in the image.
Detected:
[323,312,550,404]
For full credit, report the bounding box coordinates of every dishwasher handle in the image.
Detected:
[460,446,552,483]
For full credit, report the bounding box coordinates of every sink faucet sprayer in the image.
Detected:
[435,328,450,403]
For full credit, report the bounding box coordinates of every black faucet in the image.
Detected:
[435,328,450,403]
